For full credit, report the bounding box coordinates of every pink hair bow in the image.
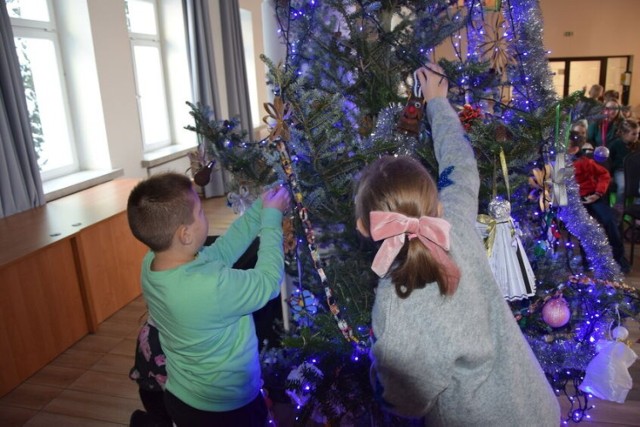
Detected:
[369,211,460,290]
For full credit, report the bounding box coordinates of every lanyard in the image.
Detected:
[601,120,608,147]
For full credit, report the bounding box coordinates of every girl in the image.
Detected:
[608,119,640,207]
[355,65,560,426]
[587,99,622,147]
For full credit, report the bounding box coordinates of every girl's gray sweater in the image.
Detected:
[370,97,561,426]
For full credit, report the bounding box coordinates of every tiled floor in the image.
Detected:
[1,236,639,426]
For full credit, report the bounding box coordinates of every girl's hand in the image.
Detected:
[415,63,448,103]
[262,186,291,213]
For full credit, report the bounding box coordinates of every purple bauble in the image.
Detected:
[542,297,571,328]
[593,146,610,163]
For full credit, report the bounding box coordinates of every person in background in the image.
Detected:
[603,89,620,103]
[608,119,640,211]
[355,64,561,425]
[569,131,631,274]
[127,172,290,427]
[588,84,604,102]
[572,120,594,157]
[129,318,172,427]
[588,99,623,148]
[620,105,634,120]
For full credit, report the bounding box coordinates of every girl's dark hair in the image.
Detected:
[603,89,620,102]
[127,172,196,252]
[617,118,639,137]
[355,156,458,298]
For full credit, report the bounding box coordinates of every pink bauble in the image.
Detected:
[542,297,571,328]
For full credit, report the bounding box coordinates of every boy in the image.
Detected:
[569,131,630,274]
[127,172,290,426]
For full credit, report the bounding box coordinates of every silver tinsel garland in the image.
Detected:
[367,103,419,156]
[557,158,623,281]
[505,0,558,114]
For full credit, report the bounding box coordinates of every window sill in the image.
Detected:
[141,143,197,168]
[43,169,125,202]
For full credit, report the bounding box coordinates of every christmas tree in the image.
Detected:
[186,0,640,424]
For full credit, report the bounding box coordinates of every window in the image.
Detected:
[6,0,78,179]
[126,0,172,152]
[240,8,260,129]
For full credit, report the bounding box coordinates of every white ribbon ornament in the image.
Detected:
[552,153,568,207]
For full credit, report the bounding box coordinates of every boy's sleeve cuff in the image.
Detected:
[262,207,283,227]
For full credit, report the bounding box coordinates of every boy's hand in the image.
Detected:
[415,63,448,104]
[582,193,600,204]
[262,186,291,213]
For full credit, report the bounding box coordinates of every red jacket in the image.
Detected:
[573,156,610,197]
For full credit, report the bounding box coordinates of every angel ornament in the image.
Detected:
[477,198,537,301]
[579,325,638,403]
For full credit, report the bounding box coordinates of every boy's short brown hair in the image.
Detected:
[127,172,196,252]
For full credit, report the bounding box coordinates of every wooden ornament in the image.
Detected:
[193,160,215,187]
[396,95,425,136]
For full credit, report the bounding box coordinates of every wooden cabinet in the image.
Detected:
[0,179,146,397]
[0,242,87,393]
[75,212,147,329]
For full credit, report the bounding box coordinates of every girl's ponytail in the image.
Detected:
[355,155,460,299]
[391,238,458,298]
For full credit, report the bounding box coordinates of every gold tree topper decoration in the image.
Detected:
[478,13,515,77]
[262,96,292,142]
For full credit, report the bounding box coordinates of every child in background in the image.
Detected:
[588,84,604,102]
[569,130,631,274]
[129,318,172,427]
[572,120,594,157]
[603,89,620,103]
[127,173,290,427]
[354,64,560,425]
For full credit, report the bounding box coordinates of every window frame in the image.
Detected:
[8,0,80,180]
[126,0,173,153]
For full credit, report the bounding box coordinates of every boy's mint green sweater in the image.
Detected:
[142,199,284,412]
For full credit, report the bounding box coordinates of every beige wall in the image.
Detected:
[239,0,270,133]
[540,0,640,109]
[86,0,144,179]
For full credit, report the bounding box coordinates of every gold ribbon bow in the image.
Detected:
[477,214,497,257]
[528,164,553,211]
[263,96,291,142]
